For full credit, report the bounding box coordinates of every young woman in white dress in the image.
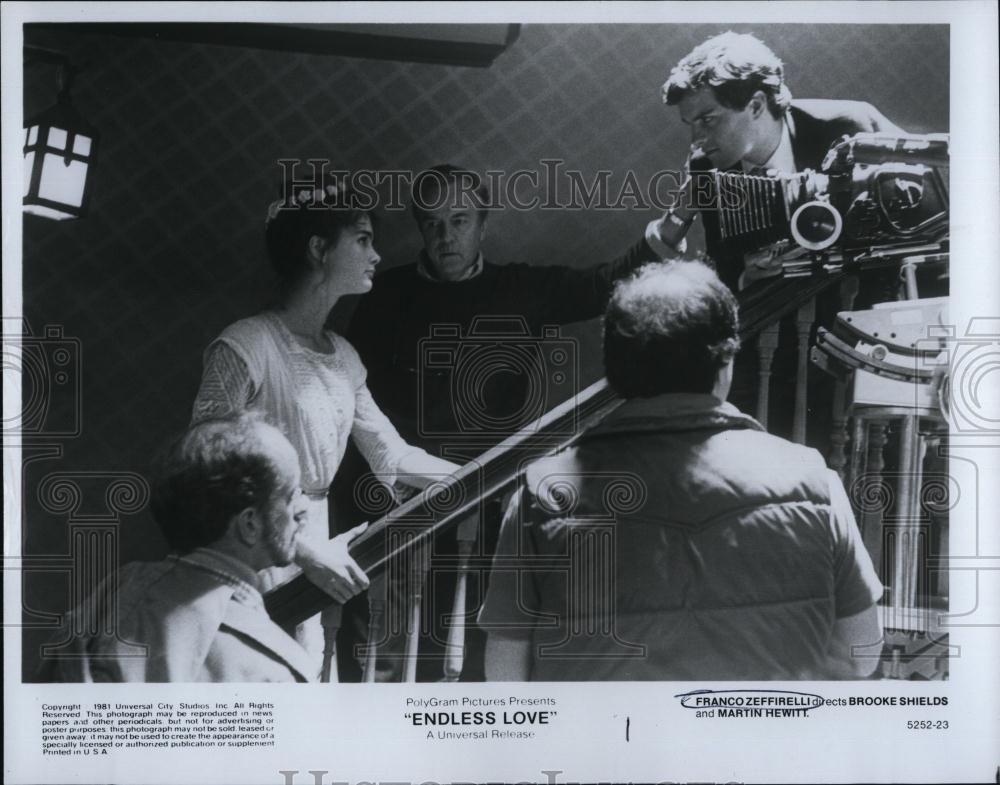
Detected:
[192,186,459,670]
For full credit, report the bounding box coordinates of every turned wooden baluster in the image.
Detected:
[362,574,387,682]
[319,605,342,683]
[922,427,949,603]
[442,514,480,682]
[893,416,928,614]
[828,399,851,479]
[755,324,781,428]
[859,420,890,586]
[828,277,860,476]
[403,540,430,683]
[848,418,867,499]
[793,298,816,444]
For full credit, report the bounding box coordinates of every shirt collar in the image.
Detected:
[172,547,264,603]
[416,252,484,282]
[742,114,796,175]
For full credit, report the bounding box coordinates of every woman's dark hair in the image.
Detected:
[662,31,792,118]
[603,261,740,398]
[264,187,371,288]
[150,415,297,554]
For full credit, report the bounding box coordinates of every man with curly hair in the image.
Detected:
[649,32,905,448]
[652,31,903,289]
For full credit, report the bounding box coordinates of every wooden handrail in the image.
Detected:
[265,376,621,626]
[264,272,846,627]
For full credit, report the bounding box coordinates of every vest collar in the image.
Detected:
[589,393,764,439]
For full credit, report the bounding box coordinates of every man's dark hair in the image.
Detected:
[662,31,792,118]
[410,164,490,222]
[603,261,740,398]
[150,416,298,554]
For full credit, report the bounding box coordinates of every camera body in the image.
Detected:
[714,133,949,262]
[417,316,578,442]
[798,132,949,252]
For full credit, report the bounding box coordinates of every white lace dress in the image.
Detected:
[192,312,425,667]
[193,311,420,498]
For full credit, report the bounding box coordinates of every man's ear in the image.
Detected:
[233,507,262,547]
[477,213,488,243]
[712,357,735,402]
[748,90,768,120]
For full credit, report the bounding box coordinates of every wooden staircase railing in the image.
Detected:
[264,272,847,633]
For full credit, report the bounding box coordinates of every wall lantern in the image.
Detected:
[23,48,99,221]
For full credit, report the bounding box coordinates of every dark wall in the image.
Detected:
[19,23,949,676]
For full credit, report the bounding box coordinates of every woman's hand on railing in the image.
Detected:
[295,522,371,604]
[396,452,464,489]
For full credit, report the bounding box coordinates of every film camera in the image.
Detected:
[710,132,949,279]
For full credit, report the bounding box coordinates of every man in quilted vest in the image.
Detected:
[480,260,883,680]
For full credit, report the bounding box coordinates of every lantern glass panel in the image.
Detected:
[27,126,38,146]
[48,127,67,151]
[73,135,92,156]
[24,204,74,220]
[39,151,87,208]
[23,151,35,196]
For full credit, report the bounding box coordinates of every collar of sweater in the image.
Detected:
[415,251,485,282]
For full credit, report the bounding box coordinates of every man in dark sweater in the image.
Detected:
[335,165,673,681]
[347,165,666,450]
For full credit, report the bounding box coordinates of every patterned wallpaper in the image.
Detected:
[17,22,949,674]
